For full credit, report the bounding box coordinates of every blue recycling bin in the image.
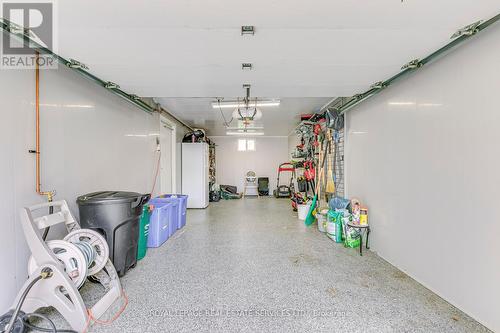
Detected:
[147,198,178,247]
[158,194,188,229]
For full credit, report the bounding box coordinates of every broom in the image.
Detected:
[325,130,335,194]
[305,140,329,226]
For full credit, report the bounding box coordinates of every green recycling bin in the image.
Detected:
[137,205,152,260]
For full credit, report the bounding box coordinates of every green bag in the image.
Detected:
[326,210,343,243]
[343,215,361,248]
[137,205,151,260]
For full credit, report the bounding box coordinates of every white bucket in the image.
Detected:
[326,220,336,240]
[317,213,326,233]
[297,203,311,220]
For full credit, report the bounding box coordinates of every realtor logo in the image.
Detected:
[1,0,57,69]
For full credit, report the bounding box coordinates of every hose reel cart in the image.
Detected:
[5,200,123,332]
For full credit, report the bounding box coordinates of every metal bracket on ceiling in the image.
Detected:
[67,59,89,70]
[104,81,120,89]
[451,20,482,39]
[401,59,423,70]
[130,94,141,101]
[319,13,499,118]
[370,81,388,89]
[0,17,23,34]
[0,18,158,116]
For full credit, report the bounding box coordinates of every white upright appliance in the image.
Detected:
[182,142,209,208]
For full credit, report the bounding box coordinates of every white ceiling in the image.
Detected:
[56,1,499,134]
[57,0,499,97]
[156,97,331,136]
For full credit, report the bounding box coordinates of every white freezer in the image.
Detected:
[181,143,209,208]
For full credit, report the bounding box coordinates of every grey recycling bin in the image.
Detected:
[77,191,150,277]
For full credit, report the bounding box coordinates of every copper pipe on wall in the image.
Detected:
[35,52,54,202]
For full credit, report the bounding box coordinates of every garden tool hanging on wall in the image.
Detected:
[303,160,316,194]
[325,129,336,195]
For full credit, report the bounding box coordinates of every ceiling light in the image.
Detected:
[241,26,255,35]
[226,131,264,136]
[242,63,253,70]
[212,99,280,109]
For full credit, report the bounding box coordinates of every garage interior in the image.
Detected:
[0,1,499,333]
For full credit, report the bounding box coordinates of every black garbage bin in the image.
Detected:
[77,191,150,277]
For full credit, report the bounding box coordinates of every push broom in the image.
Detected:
[304,139,329,226]
[325,129,336,195]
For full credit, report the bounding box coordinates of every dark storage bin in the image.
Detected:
[297,179,307,192]
[257,177,269,196]
[77,191,150,277]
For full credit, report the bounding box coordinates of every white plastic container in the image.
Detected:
[297,203,311,220]
[317,213,326,233]
[326,220,336,240]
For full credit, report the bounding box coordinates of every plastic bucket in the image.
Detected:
[326,220,336,240]
[317,213,326,233]
[297,203,311,220]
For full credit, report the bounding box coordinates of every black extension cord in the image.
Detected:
[0,311,77,333]
[0,268,77,333]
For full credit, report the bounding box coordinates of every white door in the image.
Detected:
[160,117,176,194]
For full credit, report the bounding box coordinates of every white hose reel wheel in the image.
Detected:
[28,240,88,289]
[64,229,109,276]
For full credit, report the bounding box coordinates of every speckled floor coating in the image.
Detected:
[45,198,489,333]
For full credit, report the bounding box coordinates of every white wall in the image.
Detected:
[0,57,187,312]
[345,24,500,332]
[212,136,289,194]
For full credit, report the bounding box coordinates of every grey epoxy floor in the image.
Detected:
[55,198,488,332]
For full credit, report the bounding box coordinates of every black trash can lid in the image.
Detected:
[77,191,145,205]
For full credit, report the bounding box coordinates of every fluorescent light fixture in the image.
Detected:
[212,99,280,109]
[226,131,264,136]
